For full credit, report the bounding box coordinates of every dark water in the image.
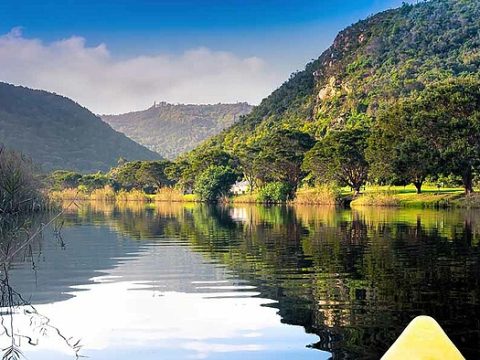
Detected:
[1,202,479,359]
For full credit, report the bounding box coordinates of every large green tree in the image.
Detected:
[137,160,174,190]
[367,101,440,194]
[369,77,480,194]
[109,160,173,191]
[252,128,315,191]
[172,149,237,191]
[303,127,369,194]
[420,77,480,194]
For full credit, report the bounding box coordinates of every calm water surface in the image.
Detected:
[1,203,479,359]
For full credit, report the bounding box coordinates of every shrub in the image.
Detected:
[257,182,291,203]
[194,165,237,202]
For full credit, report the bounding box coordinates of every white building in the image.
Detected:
[230,180,251,195]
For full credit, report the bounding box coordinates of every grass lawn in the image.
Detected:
[350,185,474,208]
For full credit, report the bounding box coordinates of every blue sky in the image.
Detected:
[0,0,413,113]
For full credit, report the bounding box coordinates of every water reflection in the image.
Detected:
[0,214,83,360]
[1,202,480,359]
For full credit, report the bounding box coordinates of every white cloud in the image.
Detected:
[0,28,282,114]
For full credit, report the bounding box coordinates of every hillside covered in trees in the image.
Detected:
[167,0,480,200]
[0,82,160,172]
[102,102,252,159]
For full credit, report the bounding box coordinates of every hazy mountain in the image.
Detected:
[0,82,160,172]
[102,102,252,159]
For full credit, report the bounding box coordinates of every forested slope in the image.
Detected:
[0,83,160,172]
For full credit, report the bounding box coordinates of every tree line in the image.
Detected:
[52,77,480,201]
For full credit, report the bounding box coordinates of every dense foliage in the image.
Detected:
[303,127,369,193]
[369,77,480,194]
[102,102,252,159]
[193,165,237,202]
[0,82,160,172]
[51,160,174,193]
[257,182,292,203]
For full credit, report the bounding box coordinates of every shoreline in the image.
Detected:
[50,189,480,209]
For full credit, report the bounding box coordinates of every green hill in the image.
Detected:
[192,0,480,153]
[0,82,160,172]
[102,102,252,159]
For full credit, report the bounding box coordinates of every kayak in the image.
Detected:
[381,316,465,360]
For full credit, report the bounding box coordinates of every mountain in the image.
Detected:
[0,82,160,172]
[102,102,252,159]
[190,0,480,154]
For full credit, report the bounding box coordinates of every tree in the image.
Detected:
[137,160,174,190]
[370,77,480,194]
[303,127,369,194]
[174,148,237,191]
[367,102,439,194]
[252,128,315,192]
[234,144,260,193]
[50,170,82,189]
[194,165,237,202]
[78,172,109,191]
[109,161,144,190]
[418,77,480,194]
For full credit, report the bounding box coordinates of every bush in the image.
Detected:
[257,182,292,203]
[351,187,400,207]
[194,165,237,202]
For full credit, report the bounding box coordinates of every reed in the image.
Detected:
[0,148,48,214]
[90,185,116,201]
[116,189,148,202]
[294,185,342,205]
[49,188,89,201]
[154,187,185,202]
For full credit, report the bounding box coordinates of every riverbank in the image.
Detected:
[50,185,480,208]
[349,186,478,208]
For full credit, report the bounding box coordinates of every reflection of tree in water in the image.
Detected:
[149,205,480,359]
[62,202,480,359]
[0,215,82,360]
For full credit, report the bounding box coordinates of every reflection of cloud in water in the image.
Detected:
[5,222,325,360]
[17,282,323,359]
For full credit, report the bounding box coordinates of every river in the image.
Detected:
[1,202,479,359]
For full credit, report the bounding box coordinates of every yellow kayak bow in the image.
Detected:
[382,316,465,360]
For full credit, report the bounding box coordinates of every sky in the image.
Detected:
[0,0,413,114]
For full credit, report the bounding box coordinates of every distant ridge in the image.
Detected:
[0,82,160,172]
[102,102,252,159]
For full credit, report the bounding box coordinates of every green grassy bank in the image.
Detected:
[349,185,478,208]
